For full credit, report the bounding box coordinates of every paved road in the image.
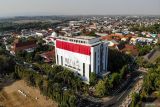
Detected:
[103,76,141,107]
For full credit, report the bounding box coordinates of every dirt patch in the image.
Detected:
[0,80,58,107]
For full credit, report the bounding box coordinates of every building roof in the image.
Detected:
[101,35,112,41]
[13,39,37,52]
[110,40,119,44]
[15,40,36,47]
[58,35,100,45]
[74,35,97,40]
[121,44,138,56]
[40,49,55,63]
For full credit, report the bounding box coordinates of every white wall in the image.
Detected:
[55,40,109,83]
[56,48,91,82]
[91,44,101,74]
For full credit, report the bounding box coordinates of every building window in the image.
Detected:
[61,56,63,65]
[57,55,59,64]
[98,65,99,73]
[83,63,85,77]
[89,64,91,76]
[106,47,108,69]
[94,52,96,71]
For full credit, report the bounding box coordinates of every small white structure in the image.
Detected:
[18,90,26,97]
[108,40,119,47]
[51,32,57,37]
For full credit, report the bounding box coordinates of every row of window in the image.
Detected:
[59,37,87,44]
[94,51,100,73]
[69,39,87,44]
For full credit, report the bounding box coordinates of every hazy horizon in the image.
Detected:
[0,0,160,17]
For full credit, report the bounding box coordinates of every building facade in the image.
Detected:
[55,36,108,83]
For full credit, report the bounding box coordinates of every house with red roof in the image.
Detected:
[11,39,37,54]
[40,49,55,63]
[120,44,138,56]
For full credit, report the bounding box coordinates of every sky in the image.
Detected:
[0,0,160,17]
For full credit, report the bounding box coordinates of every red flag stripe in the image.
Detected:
[56,40,91,55]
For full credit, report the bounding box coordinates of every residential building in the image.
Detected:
[40,49,55,63]
[11,39,37,54]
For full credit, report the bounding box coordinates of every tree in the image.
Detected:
[0,45,5,54]
[68,95,76,107]
[89,72,97,86]
[95,80,106,97]
[104,76,112,95]
[0,55,15,74]
[136,44,152,56]
[6,36,15,44]
[156,56,160,65]
[34,53,43,62]
[110,73,121,87]
[28,74,36,86]
[72,76,82,92]
[142,67,160,95]
[25,52,34,62]
[108,48,132,72]
[131,92,140,107]
[86,31,97,36]
[155,79,160,91]
[13,61,99,106]
[118,41,126,50]
[120,65,129,79]
[135,57,153,68]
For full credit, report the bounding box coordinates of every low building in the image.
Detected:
[55,35,109,83]
[11,39,37,54]
[40,49,55,63]
[120,44,138,56]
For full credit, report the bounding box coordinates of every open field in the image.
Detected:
[0,80,57,107]
[13,20,61,24]
[13,20,42,24]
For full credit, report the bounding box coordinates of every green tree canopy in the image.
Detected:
[95,80,106,97]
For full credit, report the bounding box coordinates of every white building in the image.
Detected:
[43,32,58,46]
[55,36,109,84]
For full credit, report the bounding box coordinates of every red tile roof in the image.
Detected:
[13,40,37,52]
[101,34,135,44]
[120,44,138,56]
[40,49,55,63]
